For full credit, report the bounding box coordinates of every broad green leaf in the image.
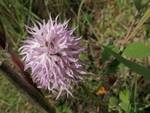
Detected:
[103,46,150,79]
[123,42,150,58]
[119,102,131,113]
[119,89,131,113]
[119,89,130,103]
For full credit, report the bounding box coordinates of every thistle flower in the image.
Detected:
[19,16,85,99]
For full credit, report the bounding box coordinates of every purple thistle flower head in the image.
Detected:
[19,16,85,99]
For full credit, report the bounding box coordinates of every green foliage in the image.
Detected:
[0,75,40,113]
[0,0,150,113]
[56,104,72,113]
[123,42,150,58]
[104,46,150,79]
[119,89,131,113]
[102,45,120,62]
[109,96,118,111]
[133,0,150,11]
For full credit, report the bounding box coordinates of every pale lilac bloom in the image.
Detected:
[19,16,85,99]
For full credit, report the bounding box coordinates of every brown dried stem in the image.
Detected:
[0,61,56,113]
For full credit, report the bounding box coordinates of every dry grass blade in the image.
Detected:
[122,8,150,44]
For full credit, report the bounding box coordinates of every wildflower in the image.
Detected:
[19,16,85,99]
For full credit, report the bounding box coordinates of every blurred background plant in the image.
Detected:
[0,0,150,113]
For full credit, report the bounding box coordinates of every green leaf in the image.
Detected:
[119,102,131,113]
[57,104,72,113]
[119,89,130,103]
[133,0,150,10]
[119,89,131,113]
[123,42,150,58]
[141,0,150,6]
[133,0,141,10]
[102,45,119,62]
[109,96,118,107]
[103,46,150,79]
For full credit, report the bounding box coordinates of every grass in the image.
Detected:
[0,73,40,113]
[0,0,150,113]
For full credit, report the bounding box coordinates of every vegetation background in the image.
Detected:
[0,0,150,113]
